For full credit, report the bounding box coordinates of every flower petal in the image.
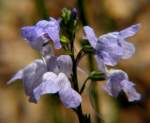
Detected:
[95,25,137,66]
[21,26,47,51]
[36,20,49,28]
[103,79,122,97]
[33,72,72,103]
[56,73,80,108]
[119,24,141,38]
[41,44,54,62]
[121,80,141,102]
[121,41,135,59]
[97,32,124,56]
[103,70,128,96]
[96,33,125,66]
[59,88,82,108]
[96,51,120,66]
[21,18,61,51]
[33,72,60,102]
[45,18,61,49]
[7,70,23,84]
[22,59,47,97]
[57,55,72,77]
[95,55,106,73]
[57,73,71,89]
[83,26,97,48]
[21,26,36,41]
[46,56,59,73]
[41,44,53,56]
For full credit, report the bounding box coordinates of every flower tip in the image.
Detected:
[128,92,141,102]
[83,26,96,37]
[54,41,62,49]
[20,27,27,36]
[68,97,82,109]
[20,26,34,41]
[132,23,141,32]
[83,26,92,31]
[21,26,30,33]
[7,70,23,85]
[29,96,38,104]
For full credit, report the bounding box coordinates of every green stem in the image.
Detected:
[71,55,79,91]
[71,50,85,123]
[77,0,87,25]
[76,47,86,65]
[80,77,89,94]
[76,0,101,123]
[75,105,84,123]
[69,28,85,123]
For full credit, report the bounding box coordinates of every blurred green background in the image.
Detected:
[0,0,150,123]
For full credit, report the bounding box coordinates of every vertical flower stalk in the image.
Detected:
[60,8,85,123]
[77,1,102,122]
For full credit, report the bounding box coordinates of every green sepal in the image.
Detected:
[82,45,94,53]
[60,35,70,44]
[64,50,73,56]
[89,71,106,81]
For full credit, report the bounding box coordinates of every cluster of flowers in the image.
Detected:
[8,10,141,109]
[8,18,81,108]
[84,25,141,102]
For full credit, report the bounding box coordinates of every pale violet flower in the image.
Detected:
[7,59,47,102]
[103,69,141,102]
[83,24,140,66]
[21,18,61,52]
[34,72,81,108]
[56,55,73,77]
[41,44,54,57]
[41,43,72,77]
[45,55,72,78]
[7,53,81,108]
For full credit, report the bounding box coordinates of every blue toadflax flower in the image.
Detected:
[83,24,140,66]
[8,48,81,108]
[83,24,141,102]
[7,59,47,102]
[21,18,61,52]
[34,72,81,108]
[43,45,73,78]
[103,69,141,102]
